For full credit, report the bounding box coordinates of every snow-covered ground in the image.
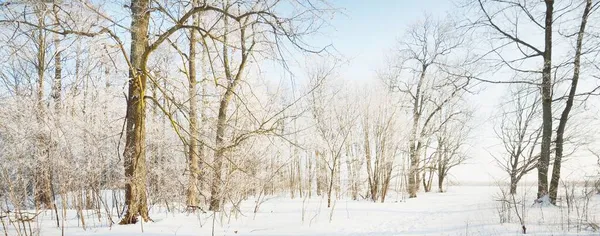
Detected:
[8,186,600,236]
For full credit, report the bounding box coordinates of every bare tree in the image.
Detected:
[435,122,470,193]
[361,92,401,202]
[549,0,596,204]
[473,0,554,199]
[430,97,472,193]
[185,0,202,212]
[493,86,541,194]
[309,63,356,208]
[197,0,332,212]
[385,15,471,198]
[473,0,600,201]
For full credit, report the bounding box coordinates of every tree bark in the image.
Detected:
[51,33,62,112]
[120,0,151,224]
[510,175,517,195]
[537,0,554,199]
[33,4,53,209]
[549,0,591,204]
[408,67,426,198]
[186,0,201,211]
[209,1,253,211]
[210,6,230,210]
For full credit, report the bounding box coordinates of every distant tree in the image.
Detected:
[309,63,356,208]
[384,15,471,198]
[493,86,541,195]
[435,104,471,193]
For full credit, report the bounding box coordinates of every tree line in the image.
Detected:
[0,0,598,227]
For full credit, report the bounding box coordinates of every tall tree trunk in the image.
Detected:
[33,4,53,209]
[549,0,591,204]
[199,37,210,197]
[208,62,226,211]
[210,3,232,210]
[49,21,63,216]
[538,0,554,199]
[120,0,151,224]
[186,0,201,211]
[408,66,426,198]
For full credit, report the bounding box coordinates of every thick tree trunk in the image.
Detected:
[209,2,239,211]
[209,104,227,211]
[186,0,201,211]
[537,0,553,200]
[408,67,426,198]
[510,175,518,195]
[549,0,591,204]
[120,0,151,225]
[208,41,238,210]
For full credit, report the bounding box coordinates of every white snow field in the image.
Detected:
[7,186,600,236]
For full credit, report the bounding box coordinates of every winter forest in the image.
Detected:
[1,0,600,235]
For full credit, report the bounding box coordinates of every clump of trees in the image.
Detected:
[473,0,600,203]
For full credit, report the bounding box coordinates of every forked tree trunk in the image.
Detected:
[120,0,151,224]
[408,67,426,198]
[210,2,246,210]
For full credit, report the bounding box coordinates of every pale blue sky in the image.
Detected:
[321,0,455,82]
[303,0,599,184]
